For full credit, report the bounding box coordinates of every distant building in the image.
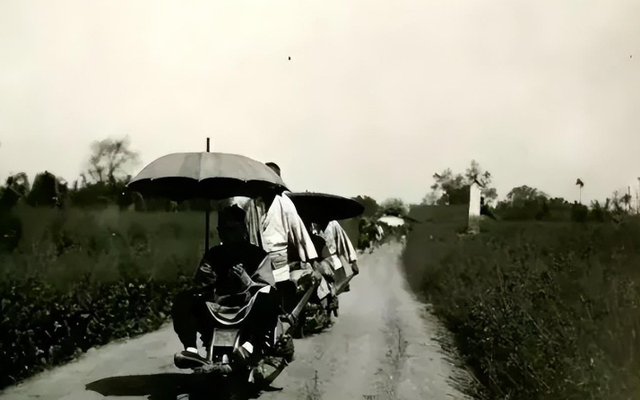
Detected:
[468,179,484,234]
[468,179,484,218]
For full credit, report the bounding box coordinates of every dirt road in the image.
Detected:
[0,243,470,400]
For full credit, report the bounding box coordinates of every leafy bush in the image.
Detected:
[402,219,640,400]
[0,275,191,388]
[571,203,589,223]
[378,198,409,217]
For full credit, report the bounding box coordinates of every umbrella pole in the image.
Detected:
[205,137,211,251]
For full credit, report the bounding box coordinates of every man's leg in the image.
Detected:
[172,291,200,349]
[256,291,295,362]
[327,282,339,316]
[172,291,209,368]
[276,281,298,315]
[195,303,215,358]
[249,291,281,349]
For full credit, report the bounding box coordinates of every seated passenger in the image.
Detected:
[171,205,279,368]
[313,219,359,292]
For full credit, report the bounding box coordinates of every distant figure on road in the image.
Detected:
[357,218,382,254]
[357,218,371,251]
[311,219,359,295]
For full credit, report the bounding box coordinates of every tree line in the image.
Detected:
[422,160,638,223]
[2,138,636,224]
[0,137,232,213]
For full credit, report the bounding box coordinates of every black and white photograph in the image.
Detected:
[1,1,639,399]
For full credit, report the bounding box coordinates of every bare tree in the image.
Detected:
[5,173,30,197]
[464,160,498,204]
[86,137,140,184]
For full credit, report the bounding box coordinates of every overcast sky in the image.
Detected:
[1,1,639,204]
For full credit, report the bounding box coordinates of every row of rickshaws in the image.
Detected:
[126,145,366,397]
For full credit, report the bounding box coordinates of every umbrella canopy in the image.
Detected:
[127,152,287,201]
[286,192,364,223]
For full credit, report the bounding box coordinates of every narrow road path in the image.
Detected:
[0,243,470,400]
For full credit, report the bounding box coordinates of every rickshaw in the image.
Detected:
[127,139,314,398]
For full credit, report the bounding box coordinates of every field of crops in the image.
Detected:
[402,217,640,400]
[0,206,219,388]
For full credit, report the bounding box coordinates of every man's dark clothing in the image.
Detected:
[172,290,214,349]
[172,242,278,351]
[195,242,272,297]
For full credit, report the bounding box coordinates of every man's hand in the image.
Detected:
[200,263,214,275]
[229,263,245,278]
[208,302,222,313]
[230,263,244,274]
[316,259,335,283]
[229,263,253,288]
[195,262,217,288]
[351,261,360,276]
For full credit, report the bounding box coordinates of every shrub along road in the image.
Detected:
[0,243,469,400]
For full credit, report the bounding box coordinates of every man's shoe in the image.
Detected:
[174,350,208,369]
[271,333,295,362]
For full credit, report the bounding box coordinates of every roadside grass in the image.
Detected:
[402,218,640,400]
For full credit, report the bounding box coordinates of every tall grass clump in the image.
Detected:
[402,218,640,400]
[0,206,217,389]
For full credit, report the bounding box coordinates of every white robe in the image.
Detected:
[316,220,358,274]
[375,224,384,240]
[233,193,318,282]
[319,221,357,262]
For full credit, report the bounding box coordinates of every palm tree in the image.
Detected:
[576,179,584,204]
